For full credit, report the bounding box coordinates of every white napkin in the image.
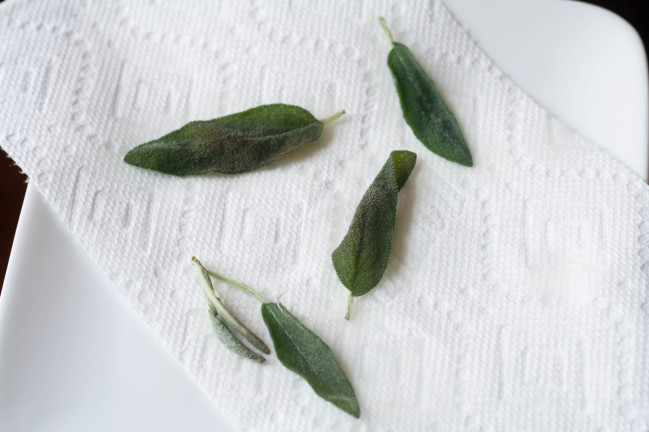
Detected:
[2,0,648,430]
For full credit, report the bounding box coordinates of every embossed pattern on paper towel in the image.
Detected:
[1,0,648,430]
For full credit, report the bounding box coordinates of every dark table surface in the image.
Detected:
[1,149,27,291]
[0,0,647,293]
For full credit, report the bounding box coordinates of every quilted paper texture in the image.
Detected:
[1,0,648,430]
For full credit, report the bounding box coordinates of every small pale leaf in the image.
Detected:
[192,257,270,355]
[208,306,265,363]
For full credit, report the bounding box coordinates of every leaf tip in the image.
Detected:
[338,397,361,418]
[191,256,203,268]
[123,145,152,171]
[123,148,137,165]
[391,150,417,189]
[450,152,473,167]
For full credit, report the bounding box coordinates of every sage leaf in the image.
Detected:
[192,257,270,357]
[199,264,361,417]
[208,305,265,363]
[332,150,416,319]
[124,104,344,176]
[261,302,360,418]
[380,17,473,167]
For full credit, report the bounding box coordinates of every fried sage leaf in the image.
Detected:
[125,104,344,176]
[261,302,360,418]
[380,17,473,167]
[332,150,416,319]
[199,264,360,417]
[208,305,265,363]
[192,257,270,360]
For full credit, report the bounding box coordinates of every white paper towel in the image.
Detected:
[1,0,648,430]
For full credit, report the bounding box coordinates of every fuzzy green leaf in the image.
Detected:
[208,305,266,363]
[261,302,360,418]
[124,104,337,176]
[381,18,472,166]
[192,257,270,356]
[332,150,416,300]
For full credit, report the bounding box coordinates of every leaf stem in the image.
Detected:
[194,264,231,318]
[323,110,345,125]
[206,269,267,304]
[192,257,270,354]
[378,17,394,44]
[345,292,354,320]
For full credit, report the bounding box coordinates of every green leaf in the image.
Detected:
[332,151,416,317]
[124,104,344,176]
[261,302,360,418]
[208,305,266,363]
[192,257,270,357]
[380,17,473,167]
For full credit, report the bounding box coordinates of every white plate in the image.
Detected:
[1,1,647,431]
